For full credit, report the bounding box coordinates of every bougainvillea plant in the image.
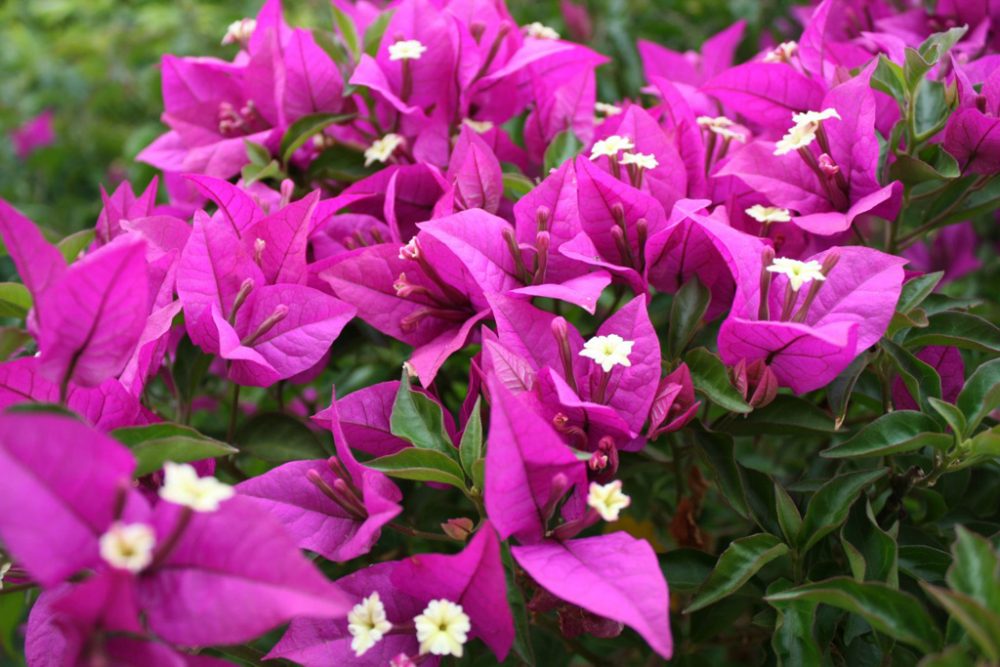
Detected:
[2,0,1000,664]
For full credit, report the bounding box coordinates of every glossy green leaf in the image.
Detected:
[722,395,836,436]
[693,426,749,519]
[957,358,1000,434]
[775,482,802,545]
[329,3,360,61]
[766,577,943,653]
[686,534,788,612]
[905,312,1000,353]
[897,272,944,314]
[882,338,942,414]
[767,579,823,667]
[928,397,967,440]
[948,527,1000,615]
[667,277,710,360]
[823,412,950,459]
[827,353,870,429]
[920,584,1000,661]
[542,129,582,174]
[459,397,482,479]
[841,500,898,586]
[57,229,94,262]
[280,112,355,164]
[918,647,975,667]
[363,448,467,489]
[685,347,751,414]
[235,412,328,463]
[390,372,459,462]
[113,423,238,477]
[502,171,534,201]
[871,55,906,104]
[0,283,32,319]
[363,10,393,56]
[798,468,888,553]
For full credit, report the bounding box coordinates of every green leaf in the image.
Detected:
[542,129,582,174]
[241,159,283,186]
[501,542,535,666]
[364,448,467,489]
[947,527,1000,616]
[390,372,459,463]
[775,482,802,545]
[918,646,975,667]
[686,534,788,612]
[889,154,957,185]
[766,578,943,653]
[363,10,393,56]
[459,397,483,479]
[882,338,942,414]
[957,358,1000,434]
[306,143,374,184]
[920,584,1000,661]
[235,412,328,463]
[502,171,535,201]
[905,311,1000,353]
[693,426,749,519]
[871,55,906,104]
[827,353,871,429]
[903,47,934,95]
[0,283,32,319]
[280,112,355,164]
[722,395,836,436]
[685,347,751,414]
[917,26,968,62]
[928,397,967,440]
[112,423,237,478]
[6,402,78,419]
[0,327,31,361]
[244,140,271,166]
[841,500,898,586]
[823,411,951,459]
[57,229,95,262]
[663,548,717,594]
[667,277,710,361]
[798,468,888,554]
[0,591,26,657]
[172,335,213,408]
[329,4,360,61]
[767,579,822,667]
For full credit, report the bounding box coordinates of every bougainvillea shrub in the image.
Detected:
[1,0,1000,664]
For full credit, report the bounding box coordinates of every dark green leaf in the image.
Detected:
[502,171,534,201]
[841,500,898,586]
[364,448,467,489]
[767,579,823,667]
[501,542,535,666]
[235,412,327,463]
[280,112,355,164]
[6,402,78,419]
[920,584,1000,661]
[363,10,393,56]
[798,468,888,554]
[693,426,749,518]
[882,338,942,414]
[685,347,751,414]
[827,353,870,429]
[329,4,360,61]
[0,283,32,319]
[663,548,717,594]
[766,577,943,653]
[899,544,951,583]
[722,395,836,436]
[957,358,1000,434]
[667,277,710,360]
[918,647,975,667]
[823,412,950,459]
[905,311,1000,353]
[306,143,374,183]
[928,398,967,440]
[57,229,95,263]
[390,372,459,462]
[172,336,213,407]
[871,55,906,104]
[948,526,1000,615]
[113,423,237,477]
[775,482,802,545]
[459,398,483,478]
[897,272,945,315]
[542,130,583,174]
[686,534,788,612]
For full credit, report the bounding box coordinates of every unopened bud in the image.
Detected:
[441,517,475,541]
[817,153,840,177]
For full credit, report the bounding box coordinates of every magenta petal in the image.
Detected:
[447,125,504,214]
[140,497,352,646]
[0,200,66,325]
[408,309,490,387]
[702,62,826,128]
[0,414,135,586]
[392,523,514,660]
[892,346,965,410]
[185,174,265,236]
[243,191,319,285]
[511,271,611,315]
[484,381,588,544]
[512,532,673,659]
[313,381,411,457]
[284,28,344,118]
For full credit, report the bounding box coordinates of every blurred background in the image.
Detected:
[0,0,799,236]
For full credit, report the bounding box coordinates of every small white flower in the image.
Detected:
[766,257,827,291]
[388,39,427,61]
[746,205,792,224]
[774,108,840,156]
[222,18,256,46]
[414,599,471,658]
[365,134,404,167]
[524,22,560,40]
[580,334,634,373]
[99,522,157,573]
[463,118,494,133]
[763,40,798,63]
[587,480,631,521]
[621,152,659,170]
[595,102,623,117]
[348,592,393,657]
[0,561,10,590]
[398,237,420,261]
[159,462,234,513]
[589,135,635,160]
[696,115,747,142]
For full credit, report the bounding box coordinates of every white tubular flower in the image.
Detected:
[524,22,560,40]
[159,462,234,513]
[463,118,494,133]
[365,134,404,167]
[746,205,792,224]
[766,257,827,291]
[595,102,623,117]
[589,135,635,160]
[389,39,427,61]
[587,480,631,521]
[580,334,634,373]
[99,522,157,573]
[621,152,659,170]
[774,108,840,156]
[697,115,748,142]
[222,18,256,46]
[414,599,471,658]
[348,592,393,657]
[763,41,798,63]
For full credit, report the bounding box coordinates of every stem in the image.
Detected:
[387,522,455,542]
[227,382,241,444]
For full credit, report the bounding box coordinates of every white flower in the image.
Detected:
[0,561,10,590]
[159,462,234,513]
[763,41,798,63]
[589,135,634,160]
[524,22,560,40]
[388,39,427,61]
[595,102,623,117]
[587,480,631,521]
[348,592,393,657]
[774,108,840,156]
[463,118,494,133]
[398,237,420,261]
[621,152,659,170]
[364,134,404,166]
[580,334,634,373]
[696,115,747,142]
[746,205,791,224]
[414,599,471,658]
[222,18,256,46]
[99,522,156,573]
[767,257,827,291]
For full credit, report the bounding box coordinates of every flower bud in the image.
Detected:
[440,517,475,541]
[731,358,779,409]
